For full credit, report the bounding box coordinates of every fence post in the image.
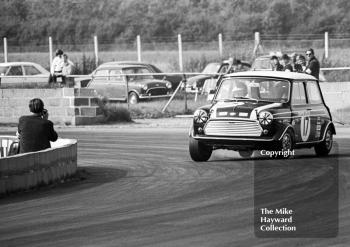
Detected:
[254,32,260,48]
[218,33,223,59]
[137,35,141,62]
[178,34,183,72]
[49,36,53,68]
[253,32,260,57]
[324,32,329,59]
[94,35,99,67]
[3,37,8,63]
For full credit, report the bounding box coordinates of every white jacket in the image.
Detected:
[51,56,64,74]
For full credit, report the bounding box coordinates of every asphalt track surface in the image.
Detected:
[1,126,350,247]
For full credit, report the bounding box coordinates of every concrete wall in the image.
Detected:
[0,88,105,125]
[0,137,77,195]
[320,82,350,123]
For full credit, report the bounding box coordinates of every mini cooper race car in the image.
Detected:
[189,71,336,161]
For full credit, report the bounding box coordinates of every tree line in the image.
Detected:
[1,0,349,46]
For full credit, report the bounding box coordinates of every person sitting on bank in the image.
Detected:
[305,48,320,79]
[17,98,58,153]
[281,54,293,72]
[50,49,64,85]
[62,53,75,87]
[270,56,283,71]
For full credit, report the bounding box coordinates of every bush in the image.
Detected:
[73,54,101,75]
[103,105,132,122]
[97,98,132,122]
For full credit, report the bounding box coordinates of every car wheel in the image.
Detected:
[128,92,139,104]
[189,136,212,162]
[277,130,294,158]
[314,128,333,156]
[238,150,253,158]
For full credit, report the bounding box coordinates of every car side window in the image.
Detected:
[93,69,109,82]
[109,70,123,82]
[306,81,322,104]
[7,66,23,76]
[24,66,41,75]
[291,82,307,105]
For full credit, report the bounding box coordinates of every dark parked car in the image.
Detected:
[186,60,251,94]
[189,71,335,161]
[102,61,183,89]
[87,63,172,104]
[0,62,50,88]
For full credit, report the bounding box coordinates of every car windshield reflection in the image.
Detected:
[215,77,290,103]
[202,63,221,74]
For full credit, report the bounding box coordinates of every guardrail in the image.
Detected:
[0,137,78,195]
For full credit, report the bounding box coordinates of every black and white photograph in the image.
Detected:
[0,0,350,246]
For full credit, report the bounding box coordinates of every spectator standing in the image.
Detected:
[18,98,58,153]
[305,48,320,79]
[62,54,74,87]
[281,54,293,72]
[50,49,64,85]
[270,56,283,71]
[295,55,306,73]
[235,59,244,72]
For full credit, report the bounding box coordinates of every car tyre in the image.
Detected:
[189,136,212,162]
[238,150,254,158]
[314,128,333,156]
[128,92,139,104]
[277,130,294,158]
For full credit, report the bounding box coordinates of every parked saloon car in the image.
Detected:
[186,60,251,94]
[87,63,172,104]
[189,71,335,161]
[0,62,50,88]
[106,61,183,89]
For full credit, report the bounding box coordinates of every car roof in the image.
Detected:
[0,62,43,67]
[102,61,152,66]
[97,63,149,69]
[225,70,317,81]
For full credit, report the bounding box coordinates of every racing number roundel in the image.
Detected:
[300,115,311,142]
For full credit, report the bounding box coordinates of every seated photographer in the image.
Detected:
[17,98,58,153]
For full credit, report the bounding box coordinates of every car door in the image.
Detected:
[109,69,126,100]
[23,65,47,86]
[305,80,327,141]
[89,69,109,97]
[3,65,24,87]
[291,81,311,143]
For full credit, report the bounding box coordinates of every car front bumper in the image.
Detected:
[192,134,278,150]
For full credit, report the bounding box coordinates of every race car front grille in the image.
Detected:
[204,120,262,137]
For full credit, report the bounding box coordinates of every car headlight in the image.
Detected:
[194,109,208,124]
[166,81,172,89]
[258,111,273,126]
[142,84,148,90]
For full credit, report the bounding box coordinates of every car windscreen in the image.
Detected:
[215,77,290,103]
[0,66,9,75]
[202,63,220,74]
[123,67,154,80]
